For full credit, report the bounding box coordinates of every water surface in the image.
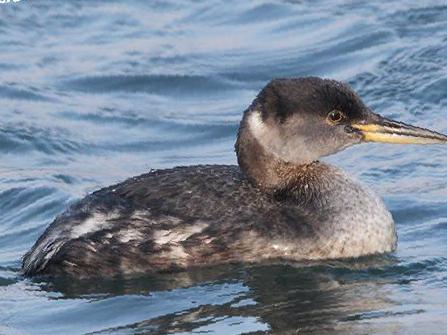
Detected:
[1,1,447,334]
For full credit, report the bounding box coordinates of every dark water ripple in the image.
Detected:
[64,74,242,96]
[0,124,84,154]
[0,85,50,101]
[1,0,447,334]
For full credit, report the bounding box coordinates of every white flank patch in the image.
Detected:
[42,241,65,261]
[153,221,209,245]
[168,245,189,258]
[130,210,151,221]
[152,222,209,261]
[119,229,144,243]
[70,211,120,239]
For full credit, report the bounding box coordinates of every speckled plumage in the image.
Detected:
[27,76,438,278]
[22,163,396,278]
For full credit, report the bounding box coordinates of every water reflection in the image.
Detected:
[23,257,402,334]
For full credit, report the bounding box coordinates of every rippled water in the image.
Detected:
[1,1,447,334]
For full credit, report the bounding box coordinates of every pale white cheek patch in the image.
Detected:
[248,110,267,139]
[248,110,280,157]
[247,110,313,163]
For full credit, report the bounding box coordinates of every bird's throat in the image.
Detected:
[235,115,328,195]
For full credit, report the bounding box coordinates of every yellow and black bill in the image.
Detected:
[350,117,447,144]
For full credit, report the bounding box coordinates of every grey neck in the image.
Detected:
[235,109,321,195]
[235,117,282,191]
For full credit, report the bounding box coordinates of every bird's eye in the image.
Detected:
[327,110,345,124]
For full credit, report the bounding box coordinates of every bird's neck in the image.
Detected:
[235,112,330,195]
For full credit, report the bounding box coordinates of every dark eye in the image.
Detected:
[327,110,345,124]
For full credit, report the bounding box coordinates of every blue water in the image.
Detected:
[1,0,447,334]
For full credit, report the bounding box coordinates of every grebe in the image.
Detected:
[23,77,447,278]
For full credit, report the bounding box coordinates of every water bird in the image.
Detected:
[22,77,447,278]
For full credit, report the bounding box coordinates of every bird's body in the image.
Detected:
[22,77,447,278]
[23,164,395,278]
